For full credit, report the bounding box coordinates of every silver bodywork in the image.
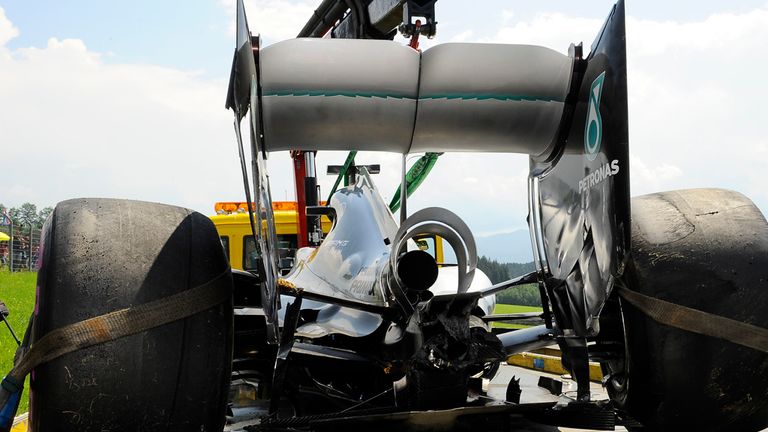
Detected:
[281,169,495,339]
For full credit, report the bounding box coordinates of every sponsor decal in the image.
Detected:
[579,159,620,194]
[584,71,606,161]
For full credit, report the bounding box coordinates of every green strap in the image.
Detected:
[326,151,357,204]
[389,152,442,213]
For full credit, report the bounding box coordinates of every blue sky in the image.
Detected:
[2,0,768,259]
[2,1,231,76]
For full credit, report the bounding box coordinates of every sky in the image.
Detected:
[1,0,768,245]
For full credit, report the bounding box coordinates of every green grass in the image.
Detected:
[0,270,36,415]
[492,303,543,329]
[493,303,543,314]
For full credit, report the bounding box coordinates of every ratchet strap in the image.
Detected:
[0,269,231,427]
[616,285,768,354]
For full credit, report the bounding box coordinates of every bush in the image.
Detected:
[495,283,541,307]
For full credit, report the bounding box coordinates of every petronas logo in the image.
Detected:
[584,71,606,161]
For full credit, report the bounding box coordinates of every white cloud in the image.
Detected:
[501,10,516,25]
[623,8,768,212]
[630,155,683,196]
[627,10,768,56]
[403,153,531,235]
[0,26,241,215]
[0,7,18,46]
[450,30,474,43]
[219,0,317,44]
[489,12,603,54]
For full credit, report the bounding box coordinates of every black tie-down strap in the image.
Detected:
[616,285,768,354]
[0,269,232,428]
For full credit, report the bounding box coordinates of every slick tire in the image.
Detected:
[30,198,233,432]
[610,189,768,431]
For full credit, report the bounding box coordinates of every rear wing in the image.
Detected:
[230,39,572,155]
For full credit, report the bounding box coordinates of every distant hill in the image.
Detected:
[475,229,533,263]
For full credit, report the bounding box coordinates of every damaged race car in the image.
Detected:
[1,1,766,431]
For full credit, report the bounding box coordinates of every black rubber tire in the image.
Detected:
[29,198,233,432]
[614,189,768,431]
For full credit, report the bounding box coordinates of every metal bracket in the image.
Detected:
[399,0,437,38]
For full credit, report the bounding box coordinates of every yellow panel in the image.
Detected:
[11,413,28,432]
[210,204,331,271]
[506,352,603,383]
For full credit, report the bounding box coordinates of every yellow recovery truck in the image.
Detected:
[209,201,444,271]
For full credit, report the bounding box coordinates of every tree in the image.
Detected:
[496,284,541,307]
[477,256,509,284]
[7,207,21,226]
[38,207,53,225]
[477,255,541,307]
[4,203,52,228]
[14,203,39,227]
[0,203,9,228]
[506,261,535,278]
[19,202,38,226]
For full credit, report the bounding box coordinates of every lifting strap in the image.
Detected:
[326,150,358,204]
[616,285,768,354]
[0,269,231,427]
[389,152,442,213]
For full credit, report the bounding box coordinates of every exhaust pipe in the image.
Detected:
[396,250,438,292]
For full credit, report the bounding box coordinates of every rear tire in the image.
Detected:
[609,189,768,431]
[30,198,233,432]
